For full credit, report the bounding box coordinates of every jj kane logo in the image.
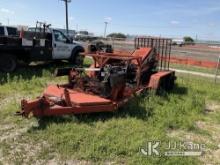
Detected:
[140,141,205,157]
[140,141,161,156]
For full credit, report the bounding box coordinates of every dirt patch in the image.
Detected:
[168,130,211,144]
[0,139,51,165]
[168,128,220,164]
[45,159,116,165]
[168,100,220,165]
[0,127,28,142]
[0,120,45,164]
[200,148,220,164]
[205,101,220,113]
[196,121,220,143]
[0,93,34,111]
[0,124,15,132]
[213,149,220,161]
[0,149,2,160]
[46,159,93,165]
[0,94,22,110]
[196,121,220,163]
[0,121,37,142]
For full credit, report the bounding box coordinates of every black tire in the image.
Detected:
[72,51,84,66]
[70,47,85,66]
[0,54,17,72]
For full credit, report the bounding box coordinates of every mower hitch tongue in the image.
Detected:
[18,37,176,118]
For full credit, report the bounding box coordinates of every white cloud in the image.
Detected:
[170,20,180,25]
[104,17,112,22]
[208,22,216,27]
[0,8,14,15]
[69,16,75,21]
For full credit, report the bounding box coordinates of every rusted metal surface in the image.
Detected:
[148,71,175,90]
[45,85,112,106]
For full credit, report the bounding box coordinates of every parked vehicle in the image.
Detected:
[0,25,18,37]
[75,31,98,41]
[0,23,84,72]
[172,38,185,47]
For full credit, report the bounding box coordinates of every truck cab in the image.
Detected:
[52,29,79,60]
[27,27,84,62]
[0,24,85,72]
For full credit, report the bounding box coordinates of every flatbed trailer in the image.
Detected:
[17,37,176,118]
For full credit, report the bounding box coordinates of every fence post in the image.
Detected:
[215,56,220,83]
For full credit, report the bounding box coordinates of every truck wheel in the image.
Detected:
[0,54,17,72]
[70,51,84,66]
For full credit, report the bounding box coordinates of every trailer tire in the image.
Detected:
[0,54,17,72]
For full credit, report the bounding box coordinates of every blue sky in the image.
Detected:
[0,0,219,40]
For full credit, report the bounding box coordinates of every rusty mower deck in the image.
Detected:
[18,37,176,118]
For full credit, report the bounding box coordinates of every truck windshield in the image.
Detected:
[7,27,17,36]
[53,30,68,43]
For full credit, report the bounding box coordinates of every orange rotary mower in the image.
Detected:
[17,37,176,118]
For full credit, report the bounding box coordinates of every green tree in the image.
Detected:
[107,33,127,39]
[184,36,194,44]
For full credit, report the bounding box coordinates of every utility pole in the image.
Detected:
[104,21,108,38]
[61,0,71,36]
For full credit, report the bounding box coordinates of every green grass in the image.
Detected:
[0,59,220,164]
[170,63,217,75]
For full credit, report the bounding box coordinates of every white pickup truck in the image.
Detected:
[0,25,85,72]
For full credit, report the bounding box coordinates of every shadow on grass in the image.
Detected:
[170,84,188,95]
[157,84,188,100]
[0,61,73,85]
[0,58,93,85]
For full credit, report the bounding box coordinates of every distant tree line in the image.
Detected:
[107,33,127,39]
[106,33,195,45]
